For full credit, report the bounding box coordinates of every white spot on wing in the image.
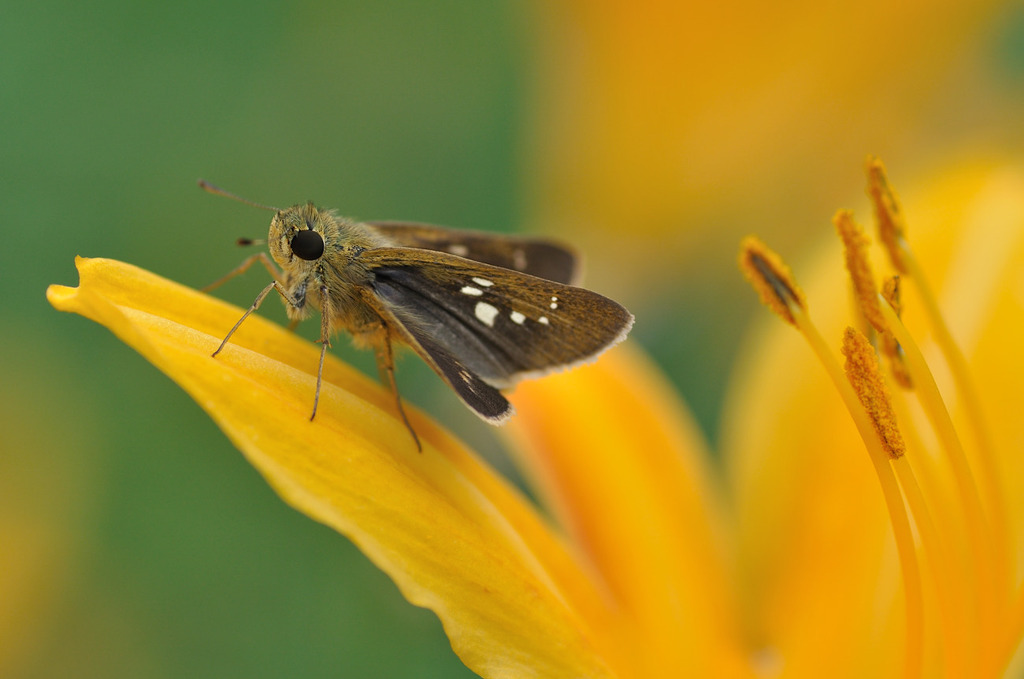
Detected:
[472,277,494,287]
[538,316,549,325]
[550,296,558,309]
[510,311,526,325]
[448,244,469,256]
[475,302,499,327]
[461,286,483,296]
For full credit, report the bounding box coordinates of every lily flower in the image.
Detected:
[46,158,1024,677]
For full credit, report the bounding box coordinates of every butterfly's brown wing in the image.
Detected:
[361,247,632,423]
[365,221,581,285]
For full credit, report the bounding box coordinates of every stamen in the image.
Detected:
[841,328,906,459]
[866,160,1011,618]
[835,212,913,388]
[865,156,908,274]
[834,210,886,334]
[838,330,965,669]
[881,276,912,389]
[881,276,901,314]
[878,299,1001,648]
[890,451,969,676]
[743,239,923,677]
[890,388,983,673]
[795,319,921,678]
[744,161,1014,675]
[738,237,806,327]
[892,243,1008,576]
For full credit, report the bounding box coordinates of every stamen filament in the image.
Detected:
[890,455,967,676]
[793,310,924,679]
[877,298,1001,649]
[896,243,1011,589]
[889,392,981,672]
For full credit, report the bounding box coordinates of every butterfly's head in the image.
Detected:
[267,203,332,269]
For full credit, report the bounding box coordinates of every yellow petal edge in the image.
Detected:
[46,257,627,679]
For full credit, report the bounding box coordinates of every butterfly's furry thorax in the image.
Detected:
[268,203,394,333]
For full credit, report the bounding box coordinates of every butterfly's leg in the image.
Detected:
[308,284,333,421]
[373,331,422,452]
[203,252,283,292]
[211,279,298,358]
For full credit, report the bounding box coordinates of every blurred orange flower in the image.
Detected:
[526,1,1010,293]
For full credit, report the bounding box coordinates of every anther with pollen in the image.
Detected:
[866,155,909,274]
[841,327,907,459]
[738,236,806,327]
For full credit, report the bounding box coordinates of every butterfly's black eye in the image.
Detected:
[291,229,325,260]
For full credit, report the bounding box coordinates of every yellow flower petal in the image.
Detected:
[46,257,629,679]
[506,346,746,677]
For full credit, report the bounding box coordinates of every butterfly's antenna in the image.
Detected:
[198,179,280,212]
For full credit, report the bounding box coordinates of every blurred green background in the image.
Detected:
[5,0,1024,677]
